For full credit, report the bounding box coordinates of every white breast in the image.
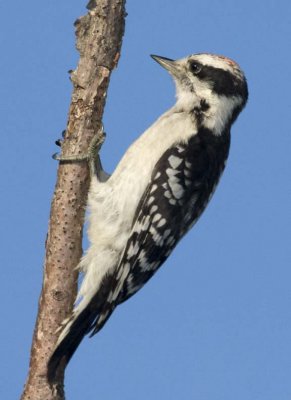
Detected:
[88,109,197,247]
[75,108,197,305]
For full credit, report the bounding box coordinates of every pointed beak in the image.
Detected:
[150,55,181,78]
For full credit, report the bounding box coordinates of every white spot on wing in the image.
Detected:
[152,213,162,223]
[166,236,176,246]
[107,289,119,302]
[120,262,130,280]
[150,205,158,214]
[164,190,171,199]
[168,181,184,199]
[166,168,179,178]
[169,199,177,205]
[184,212,192,223]
[138,250,148,270]
[126,274,142,295]
[168,155,183,169]
[142,215,150,230]
[157,218,166,228]
[97,309,110,324]
[147,196,155,205]
[176,145,184,153]
[163,229,171,239]
[127,242,139,258]
[167,174,180,184]
[149,225,164,246]
[116,262,130,280]
[108,275,127,303]
[139,259,160,272]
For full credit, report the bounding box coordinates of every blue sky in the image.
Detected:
[1,1,291,399]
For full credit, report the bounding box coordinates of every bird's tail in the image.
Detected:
[47,303,96,384]
[47,273,117,384]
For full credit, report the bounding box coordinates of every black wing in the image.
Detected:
[91,129,230,334]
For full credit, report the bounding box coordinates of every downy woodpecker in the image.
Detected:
[48,53,248,382]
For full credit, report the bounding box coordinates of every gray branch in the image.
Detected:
[20,1,126,399]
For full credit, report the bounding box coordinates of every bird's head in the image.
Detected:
[151,53,248,134]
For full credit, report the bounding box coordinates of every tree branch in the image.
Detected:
[21,1,126,399]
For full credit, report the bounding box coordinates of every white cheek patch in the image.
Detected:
[202,95,242,135]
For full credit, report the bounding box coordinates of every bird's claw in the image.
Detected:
[52,126,106,170]
[52,152,61,161]
[54,130,66,147]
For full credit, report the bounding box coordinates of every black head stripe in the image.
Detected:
[198,65,247,98]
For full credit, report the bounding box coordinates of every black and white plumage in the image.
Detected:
[48,53,248,382]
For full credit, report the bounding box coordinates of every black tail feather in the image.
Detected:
[47,273,117,384]
[47,305,96,384]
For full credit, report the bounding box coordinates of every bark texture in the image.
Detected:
[21,1,126,399]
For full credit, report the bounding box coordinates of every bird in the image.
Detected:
[47,53,248,383]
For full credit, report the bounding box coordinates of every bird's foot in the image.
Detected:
[52,126,106,177]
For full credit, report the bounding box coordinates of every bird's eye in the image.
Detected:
[190,62,202,75]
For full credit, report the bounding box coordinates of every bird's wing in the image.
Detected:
[89,131,229,335]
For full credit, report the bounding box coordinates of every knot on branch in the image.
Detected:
[52,290,69,302]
